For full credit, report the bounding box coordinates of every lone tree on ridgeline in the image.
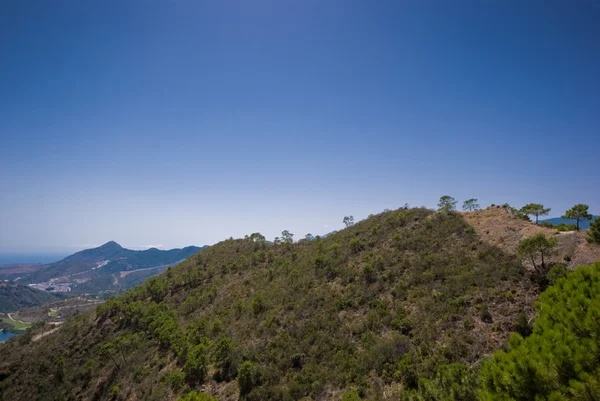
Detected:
[520,203,551,224]
[588,217,600,244]
[517,233,557,276]
[562,204,592,231]
[343,216,354,227]
[462,198,480,211]
[438,196,458,212]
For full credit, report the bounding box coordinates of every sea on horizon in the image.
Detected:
[0,253,67,265]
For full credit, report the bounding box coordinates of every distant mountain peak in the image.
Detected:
[99,241,122,249]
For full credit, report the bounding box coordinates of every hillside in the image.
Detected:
[0,207,546,401]
[20,242,206,296]
[0,281,59,313]
[0,263,45,281]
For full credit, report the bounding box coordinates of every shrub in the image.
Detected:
[362,263,376,284]
[251,295,264,315]
[341,390,361,401]
[178,391,218,401]
[164,369,185,390]
[479,304,493,323]
[417,364,479,401]
[238,361,255,397]
[328,243,342,257]
[349,237,363,253]
[588,217,600,243]
[555,222,577,232]
[546,263,568,285]
[184,344,208,385]
[110,385,120,399]
[291,353,303,369]
[480,262,600,399]
[513,313,532,337]
[213,336,237,381]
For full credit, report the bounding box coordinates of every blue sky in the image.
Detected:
[1,0,599,254]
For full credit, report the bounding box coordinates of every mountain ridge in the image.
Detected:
[19,241,207,295]
[0,207,543,400]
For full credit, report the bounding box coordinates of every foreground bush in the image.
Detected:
[480,262,600,400]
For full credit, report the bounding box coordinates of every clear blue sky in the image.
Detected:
[1,0,599,254]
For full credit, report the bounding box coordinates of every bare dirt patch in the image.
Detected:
[463,207,600,269]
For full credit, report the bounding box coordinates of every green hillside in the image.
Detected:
[0,207,597,400]
[0,281,59,313]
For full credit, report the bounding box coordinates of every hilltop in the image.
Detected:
[0,207,546,401]
[17,242,206,296]
[463,206,600,269]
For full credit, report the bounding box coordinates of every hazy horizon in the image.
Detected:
[2,1,599,253]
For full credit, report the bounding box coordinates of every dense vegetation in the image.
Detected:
[0,281,59,313]
[481,261,600,400]
[0,208,535,400]
[0,207,598,400]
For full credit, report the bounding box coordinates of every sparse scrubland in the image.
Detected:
[1,204,599,401]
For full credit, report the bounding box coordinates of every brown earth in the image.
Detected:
[463,206,600,269]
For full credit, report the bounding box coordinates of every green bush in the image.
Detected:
[109,385,120,399]
[480,262,600,400]
[362,263,376,284]
[164,368,185,390]
[349,237,363,253]
[588,217,600,243]
[213,336,237,381]
[178,391,218,401]
[251,295,264,315]
[546,263,568,285]
[555,223,577,232]
[184,344,208,385]
[417,364,479,401]
[238,361,255,397]
[513,313,532,338]
[341,390,361,401]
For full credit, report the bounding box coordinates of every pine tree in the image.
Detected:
[588,217,600,243]
[562,204,592,231]
[480,262,600,400]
